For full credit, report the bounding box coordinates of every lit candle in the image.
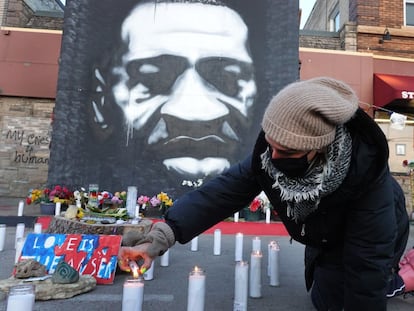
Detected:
[15,223,25,249]
[143,261,154,281]
[213,229,221,255]
[0,224,6,251]
[160,249,169,267]
[234,212,239,223]
[252,236,261,253]
[17,201,24,217]
[190,236,199,251]
[269,242,280,287]
[187,266,205,311]
[55,202,61,216]
[234,261,248,311]
[122,277,144,311]
[249,250,262,298]
[265,208,271,224]
[33,223,42,234]
[235,233,243,262]
[6,284,35,311]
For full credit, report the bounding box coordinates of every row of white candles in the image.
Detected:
[17,200,62,217]
[233,209,272,223]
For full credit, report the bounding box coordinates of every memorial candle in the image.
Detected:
[190,236,199,251]
[33,223,42,234]
[269,242,280,287]
[0,224,6,251]
[234,261,248,311]
[6,284,35,311]
[15,223,25,249]
[187,266,205,311]
[160,249,169,267]
[249,250,262,298]
[235,233,243,262]
[265,207,271,224]
[55,202,61,216]
[17,200,24,217]
[252,236,261,253]
[213,229,221,255]
[126,186,138,218]
[122,278,144,311]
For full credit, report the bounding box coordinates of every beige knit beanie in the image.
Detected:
[261,77,359,150]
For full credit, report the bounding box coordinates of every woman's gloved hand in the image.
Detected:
[118,222,175,272]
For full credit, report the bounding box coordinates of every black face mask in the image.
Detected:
[271,152,310,178]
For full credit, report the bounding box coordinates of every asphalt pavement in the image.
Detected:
[0,197,414,310]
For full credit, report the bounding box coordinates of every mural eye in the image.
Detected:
[126,55,189,95]
[196,57,254,97]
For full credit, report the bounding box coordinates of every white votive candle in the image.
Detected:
[235,233,243,262]
[160,249,169,267]
[213,229,221,255]
[249,250,262,298]
[6,284,35,311]
[187,266,205,311]
[234,212,239,222]
[122,278,144,311]
[33,223,42,234]
[252,236,261,253]
[17,201,24,217]
[15,223,25,249]
[234,261,248,311]
[55,202,61,216]
[269,242,280,287]
[143,261,154,281]
[190,236,199,251]
[0,224,6,251]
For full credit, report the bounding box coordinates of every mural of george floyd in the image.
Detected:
[48,0,299,199]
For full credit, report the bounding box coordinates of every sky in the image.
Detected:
[300,0,316,29]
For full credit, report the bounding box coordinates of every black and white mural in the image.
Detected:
[48,0,299,198]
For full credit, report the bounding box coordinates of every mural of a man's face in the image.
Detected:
[92,1,256,178]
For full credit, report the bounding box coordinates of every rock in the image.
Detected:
[15,259,47,279]
[0,275,96,300]
[52,261,79,284]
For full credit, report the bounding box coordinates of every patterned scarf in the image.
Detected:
[261,125,352,222]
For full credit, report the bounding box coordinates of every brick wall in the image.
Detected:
[0,96,54,197]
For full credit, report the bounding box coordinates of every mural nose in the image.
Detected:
[160,68,229,121]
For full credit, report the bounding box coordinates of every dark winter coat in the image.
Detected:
[165,109,409,310]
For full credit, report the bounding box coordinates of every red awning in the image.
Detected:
[374,74,414,107]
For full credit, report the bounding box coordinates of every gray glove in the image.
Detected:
[122,222,176,258]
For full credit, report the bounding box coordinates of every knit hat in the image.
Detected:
[261,77,358,150]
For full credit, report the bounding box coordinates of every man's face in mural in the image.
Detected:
[95,2,256,178]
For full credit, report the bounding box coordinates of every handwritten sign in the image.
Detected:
[20,233,122,284]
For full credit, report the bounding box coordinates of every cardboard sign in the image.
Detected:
[20,233,122,284]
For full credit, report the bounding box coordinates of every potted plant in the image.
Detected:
[26,185,74,215]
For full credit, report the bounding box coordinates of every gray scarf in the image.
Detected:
[261,125,352,222]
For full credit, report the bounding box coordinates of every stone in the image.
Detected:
[15,259,47,279]
[52,261,79,284]
[0,275,96,300]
